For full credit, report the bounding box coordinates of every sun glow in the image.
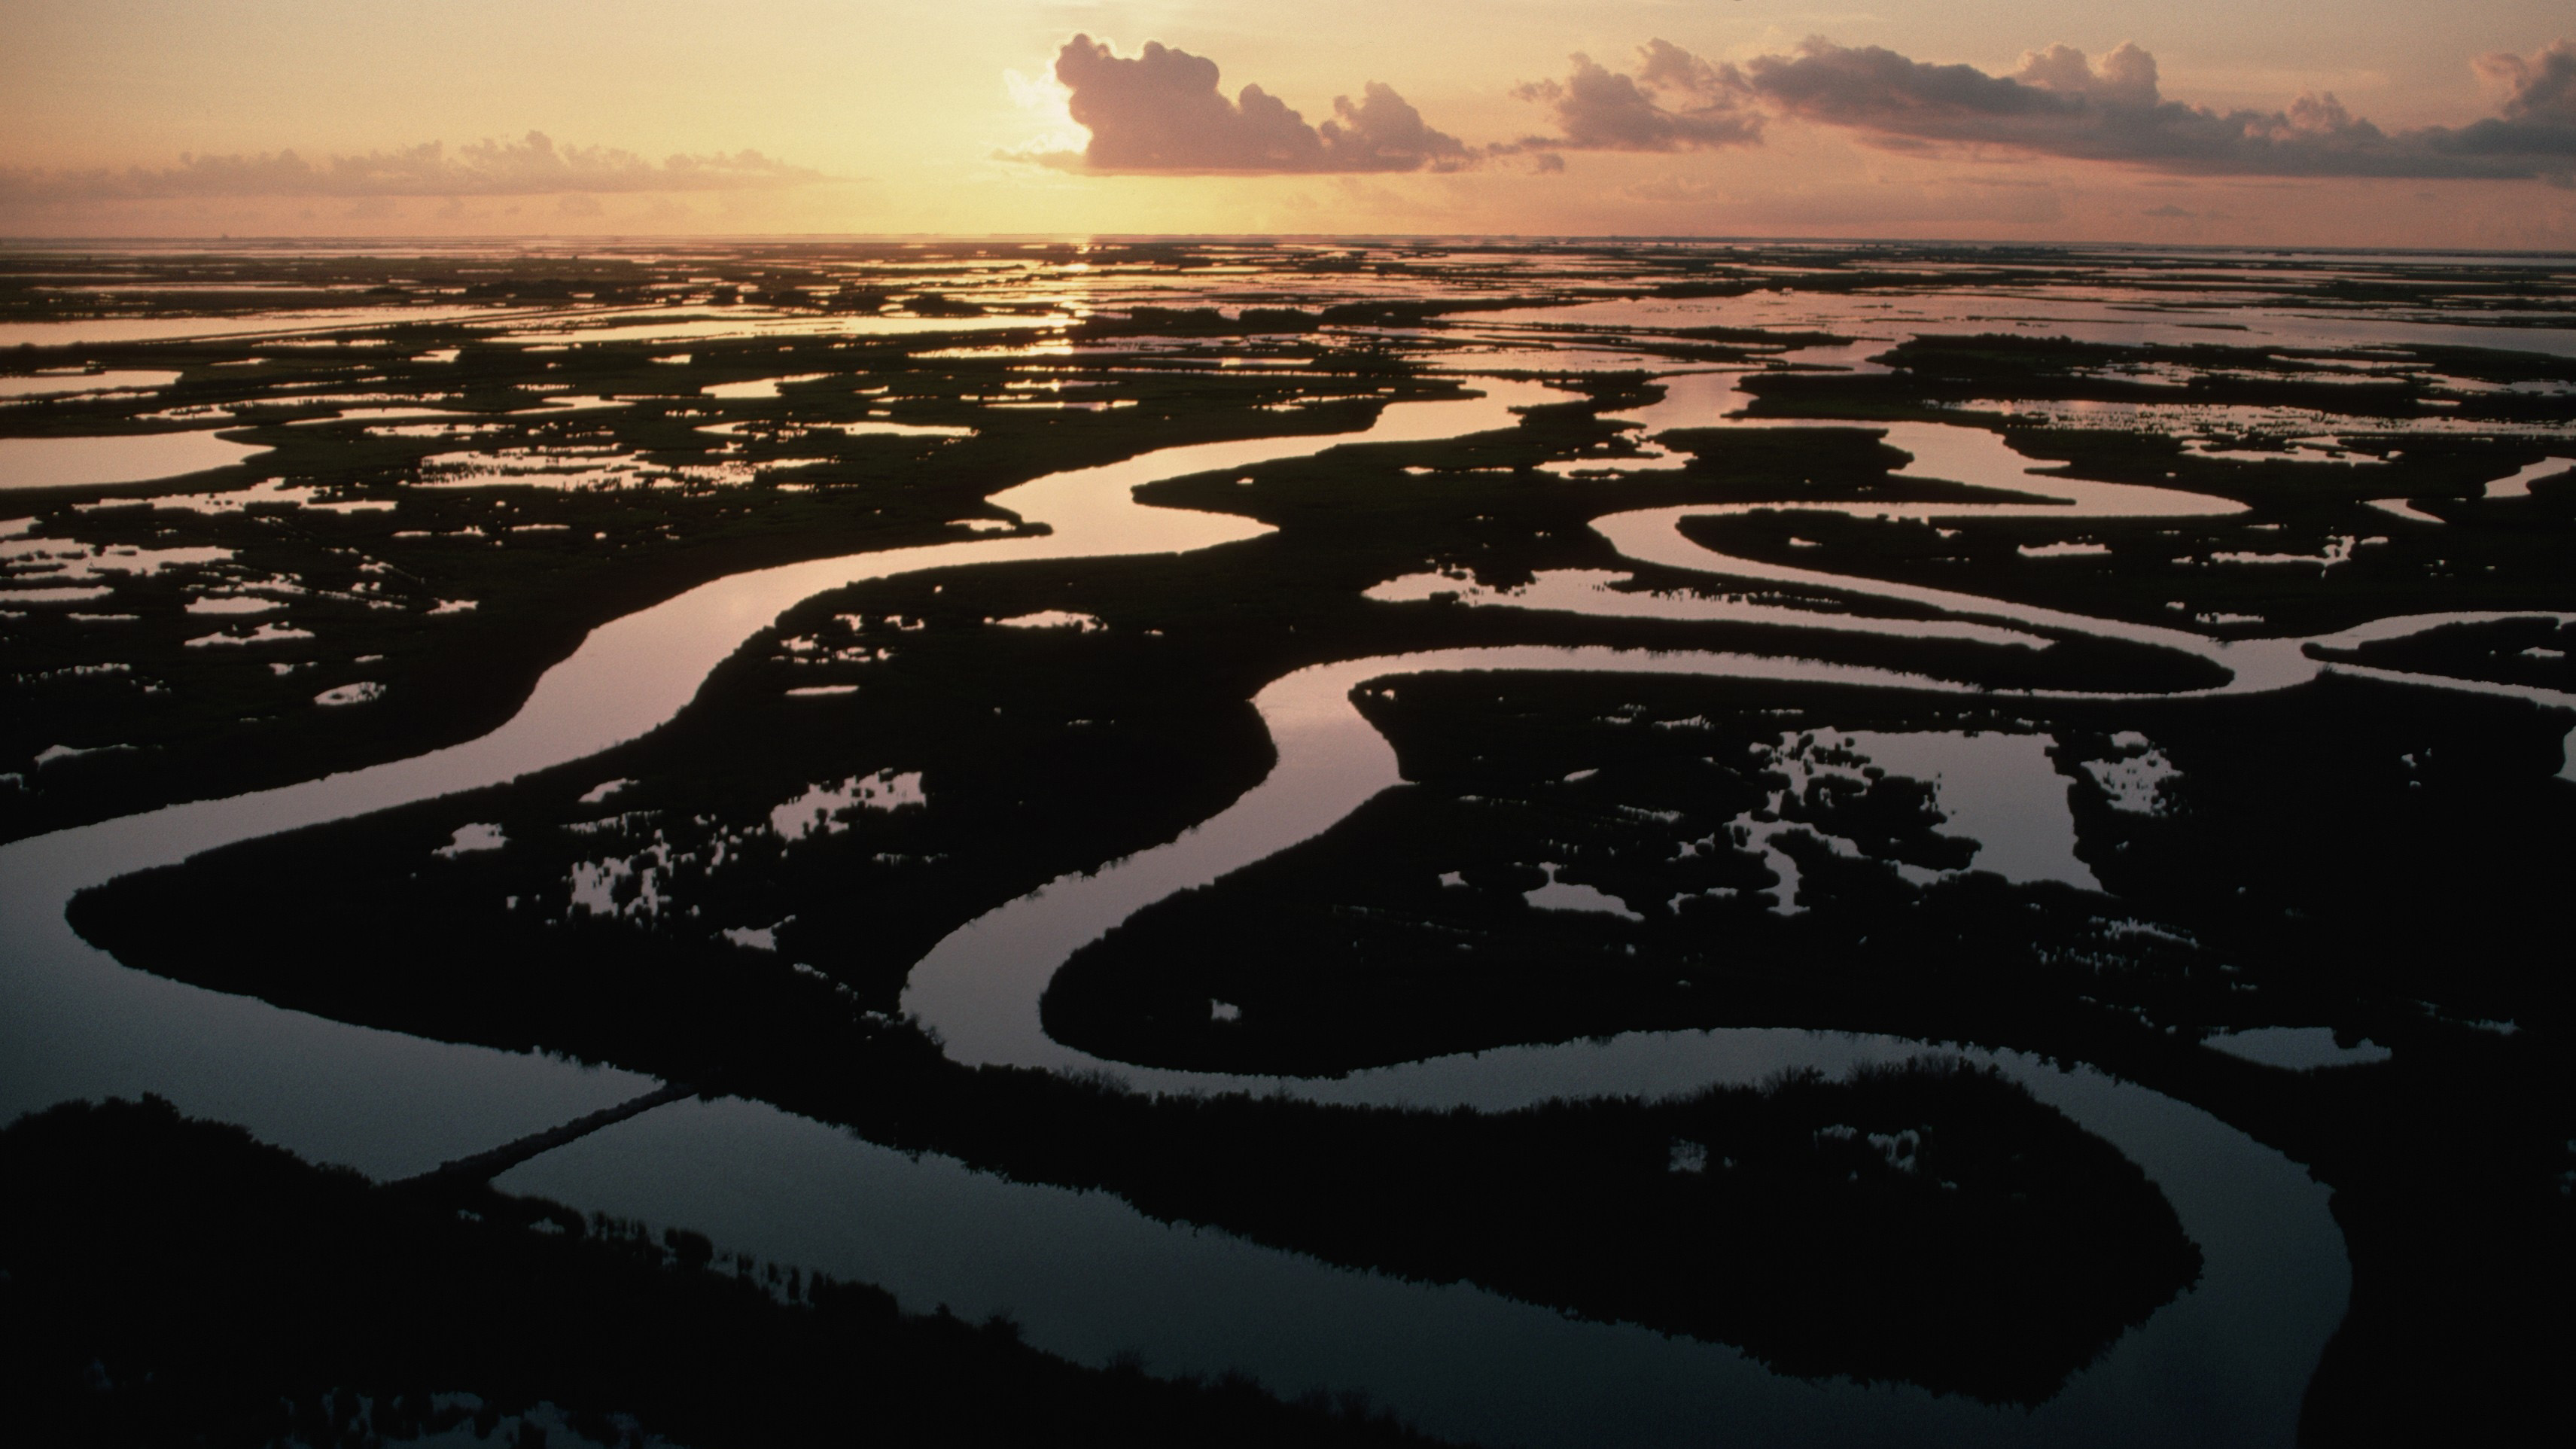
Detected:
[1003,63,1088,159]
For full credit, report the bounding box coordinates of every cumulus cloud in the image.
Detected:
[2477,38,2576,121]
[1031,35,1469,174]
[1509,40,1764,152]
[2453,38,2576,175]
[1504,37,2576,184]
[1732,36,2576,181]
[0,131,829,204]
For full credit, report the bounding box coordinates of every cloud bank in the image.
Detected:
[0,131,829,204]
[1034,35,1469,174]
[1510,38,2576,182]
[1508,39,1763,152]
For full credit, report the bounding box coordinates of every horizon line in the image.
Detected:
[2,233,2573,259]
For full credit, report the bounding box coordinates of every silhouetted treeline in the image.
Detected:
[0,1096,1446,1449]
[69,811,2214,1405]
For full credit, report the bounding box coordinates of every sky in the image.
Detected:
[2,0,2571,246]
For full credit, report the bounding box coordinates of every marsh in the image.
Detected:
[5,240,2571,1447]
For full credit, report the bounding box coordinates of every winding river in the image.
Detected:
[9,331,2574,1445]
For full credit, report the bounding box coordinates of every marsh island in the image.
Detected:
[5,240,2571,1446]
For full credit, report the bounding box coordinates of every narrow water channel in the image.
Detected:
[20,336,2553,1443]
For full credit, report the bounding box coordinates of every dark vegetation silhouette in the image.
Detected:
[69,822,2204,1403]
[0,1095,1445,1449]
[1043,665,2576,1440]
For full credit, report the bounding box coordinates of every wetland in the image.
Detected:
[4,239,2571,1445]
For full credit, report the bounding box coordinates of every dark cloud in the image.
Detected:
[2447,39,2576,180]
[0,132,828,204]
[1734,36,2576,181]
[2478,39,2576,123]
[1508,41,1764,153]
[1040,35,1468,174]
[1503,37,2575,184]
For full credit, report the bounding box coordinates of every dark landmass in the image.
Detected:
[57,820,2223,1410]
[1040,665,2574,1441]
[0,1095,1446,1449]
[0,316,1465,842]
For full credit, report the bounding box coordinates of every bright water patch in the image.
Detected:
[702,374,831,400]
[5,536,233,583]
[2,584,116,604]
[0,370,182,400]
[992,610,1105,632]
[413,448,758,492]
[0,304,547,349]
[770,770,927,842]
[486,312,1061,347]
[1774,729,2102,893]
[434,824,507,858]
[839,421,976,439]
[0,433,268,492]
[184,623,313,648]
[1363,567,2045,649]
[2206,1027,2392,1070]
[2483,457,2575,500]
[1523,863,1643,919]
[74,476,392,516]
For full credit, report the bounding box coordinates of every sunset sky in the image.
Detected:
[3,0,2571,246]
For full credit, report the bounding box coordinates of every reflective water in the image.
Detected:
[2484,457,2576,500]
[1,379,1557,1170]
[0,370,182,400]
[1362,568,2048,650]
[0,431,269,492]
[7,243,2573,1445]
[2206,1027,2392,1071]
[0,349,2348,1438]
[0,304,557,348]
[1788,729,2099,892]
[496,1063,2339,1449]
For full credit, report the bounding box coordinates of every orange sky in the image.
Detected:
[2,1,2570,246]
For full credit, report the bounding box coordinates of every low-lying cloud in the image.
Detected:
[0,131,829,204]
[1029,35,1469,174]
[1512,37,2576,182]
[1508,39,1763,152]
[1743,36,2575,180]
